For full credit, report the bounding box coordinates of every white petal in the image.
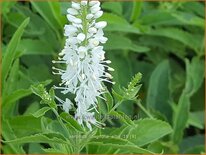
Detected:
[88,27,97,33]
[95,21,107,28]
[89,1,100,7]
[108,67,114,71]
[81,0,88,6]
[73,18,82,24]
[79,46,87,52]
[72,2,81,10]
[63,98,73,113]
[90,5,101,14]
[72,23,83,29]
[77,33,86,41]
[67,14,75,22]
[99,37,108,43]
[94,10,103,18]
[86,14,94,20]
[86,121,92,131]
[67,8,78,15]
[64,25,77,36]
[89,39,99,47]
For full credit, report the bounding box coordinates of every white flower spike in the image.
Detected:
[52,0,114,130]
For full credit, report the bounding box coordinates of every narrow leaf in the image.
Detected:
[2,18,30,83]
[32,107,51,118]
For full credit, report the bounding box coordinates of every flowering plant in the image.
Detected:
[1,0,204,154]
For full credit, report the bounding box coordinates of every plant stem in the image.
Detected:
[51,108,75,151]
[135,100,154,119]
[101,100,123,122]
[81,4,88,46]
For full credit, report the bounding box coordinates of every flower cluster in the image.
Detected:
[52,0,114,130]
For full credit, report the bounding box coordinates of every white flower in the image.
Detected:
[52,0,114,130]
[94,11,103,18]
[95,21,107,29]
[63,98,73,113]
[77,33,86,42]
[67,8,78,15]
[86,14,94,20]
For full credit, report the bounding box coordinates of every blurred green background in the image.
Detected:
[1,1,205,154]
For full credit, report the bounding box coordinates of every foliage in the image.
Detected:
[1,1,205,154]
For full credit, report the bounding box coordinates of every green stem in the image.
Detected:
[81,4,88,46]
[51,108,75,152]
[135,100,154,118]
[101,100,123,122]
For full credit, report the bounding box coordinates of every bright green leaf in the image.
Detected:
[32,107,51,118]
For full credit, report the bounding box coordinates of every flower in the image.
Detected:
[52,0,114,130]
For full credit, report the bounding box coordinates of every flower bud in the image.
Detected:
[67,8,78,15]
[86,14,94,20]
[77,33,86,41]
[95,21,107,28]
[81,1,87,6]
[94,11,103,18]
[89,1,100,7]
[91,5,101,14]
[72,2,81,10]
[88,27,97,33]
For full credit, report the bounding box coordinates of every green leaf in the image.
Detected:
[147,28,201,52]
[2,89,32,115]
[2,18,30,84]
[60,112,84,132]
[2,118,25,153]
[8,116,42,134]
[3,59,20,95]
[172,92,190,144]
[180,135,205,153]
[103,90,114,112]
[89,136,154,154]
[101,2,123,15]
[17,39,54,55]
[32,107,51,118]
[28,144,45,154]
[107,52,133,91]
[184,145,205,154]
[15,4,60,49]
[129,119,173,146]
[130,1,142,22]
[99,13,140,34]
[188,111,205,129]
[137,10,179,26]
[112,89,124,102]
[1,1,16,15]
[169,59,185,102]
[110,111,134,125]
[3,133,68,145]
[105,34,149,53]
[185,57,205,96]
[24,102,40,115]
[5,12,26,28]
[171,11,205,28]
[30,1,63,40]
[146,60,172,120]
[102,118,172,149]
[182,2,204,18]
[42,148,67,154]
[99,12,128,25]
[172,57,205,144]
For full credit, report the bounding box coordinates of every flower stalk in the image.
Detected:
[52,0,114,130]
